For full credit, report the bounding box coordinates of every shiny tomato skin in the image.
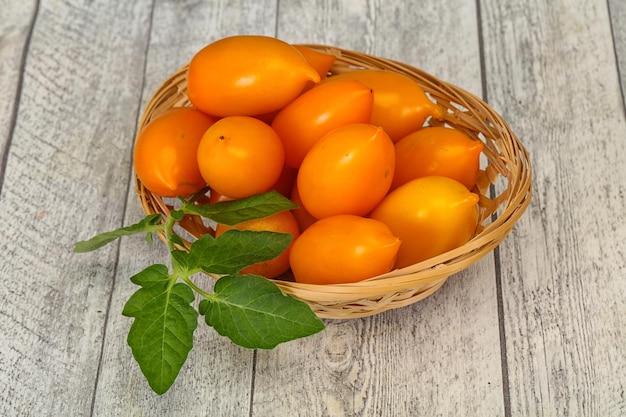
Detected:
[293,45,337,79]
[330,69,442,142]
[272,78,374,168]
[197,116,285,199]
[289,214,401,284]
[187,35,320,117]
[392,126,484,191]
[369,176,480,268]
[297,124,395,219]
[133,107,216,197]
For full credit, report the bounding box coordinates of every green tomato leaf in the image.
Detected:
[73,214,164,252]
[200,274,325,349]
[182,190,297,225]
[172,229,293,275]
[122,264,198,395]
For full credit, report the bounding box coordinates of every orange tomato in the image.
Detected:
[297,124,395,219]
[289,215,401,284]
[187,35,320,117]
[392,126,484,190]
[330,69,442,142]
[272,78,374,168]
[289,181,317,232]
[133,107,216,197]
[197,116,285,199]
[215,210,300,279]
[293,45,337,79]
[369,176,480,268]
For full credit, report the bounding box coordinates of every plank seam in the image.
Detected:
[607,0,626,118]
[0,0,41,199]
[475,1,512,416]
[248,350,258,417]
[88,1,157,413]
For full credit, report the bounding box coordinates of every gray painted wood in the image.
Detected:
[0,0,625,416]
[0,1,37,179]
[481,0,626,415]
[0,0,154,415]
[610,0,626,102]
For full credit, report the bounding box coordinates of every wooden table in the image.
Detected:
[2,1,625,415]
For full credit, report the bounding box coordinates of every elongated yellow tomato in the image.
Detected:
[187,35,320,117]
[369,176,480,268]
[330,69,442,142]
[297,124,395,219]
[292,45,337,80]
[133,107,216,197]
[289,215,401,284]
[272,78,374,168]
[392,126,484,191]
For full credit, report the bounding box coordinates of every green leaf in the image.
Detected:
[122,264,198,395]
[200,274,325,349]
[182,190,297,225]
[73,214,163,252]
[172,229,293,275]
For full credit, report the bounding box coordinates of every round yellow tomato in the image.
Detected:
[297,124,395,219]
[197,116,285,199]
[187,35,320,117]
[370,176,480,268]
[330,69,442,142]
[392,126,484,191]
[215,210,300,279]
[289,214,401,284]
[133,107,216,197]
[271,78,374,168]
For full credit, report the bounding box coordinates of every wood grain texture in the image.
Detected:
[0,0,38,181]
[251,1,506,416]
[0,0,153,415]
[610,0,626,100]
[91,1,281,415]
[480,0,626,415]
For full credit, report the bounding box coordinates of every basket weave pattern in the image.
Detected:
[135,46,532,319]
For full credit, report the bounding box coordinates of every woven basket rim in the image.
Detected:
[134,44,533,319]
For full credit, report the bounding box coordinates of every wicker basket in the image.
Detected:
[135,45,532,319]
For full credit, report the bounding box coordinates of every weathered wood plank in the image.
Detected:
[91,1,281,415]
[481,0,626,415]
[0,1,37,180]
[0,0,154,415]
[250,1,506,416]
[609,0,626,101]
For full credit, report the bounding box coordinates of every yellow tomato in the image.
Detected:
[187,35,320,117]
[330,69,442,142]
[369,176,480,268]
[392,126,484,190]
[293,45,337,80]
[133,107,216,197]
[196,116,285,199]
[289,215,401,284]
[297,124,395,219]
[271,78,374,168]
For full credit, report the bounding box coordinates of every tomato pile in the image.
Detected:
[133,35,485,285]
